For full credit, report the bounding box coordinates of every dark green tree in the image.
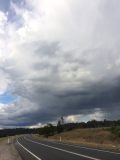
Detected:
[57,120,63,133]
[42,123,55,137]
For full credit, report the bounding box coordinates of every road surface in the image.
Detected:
[16,136,120,160]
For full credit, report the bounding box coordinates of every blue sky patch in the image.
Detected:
[0,0,26,12]
[0,0,11,12]
[0,92,17,104]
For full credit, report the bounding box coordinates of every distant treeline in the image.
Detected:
[0,128,39,138]
[38,119,120,137]
[0,119,120,138]
[62,119,120,131]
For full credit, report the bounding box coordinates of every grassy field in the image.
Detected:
[34,127,120,151]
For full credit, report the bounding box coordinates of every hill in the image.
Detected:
[35,127,120,151]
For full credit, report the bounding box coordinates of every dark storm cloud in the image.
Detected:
[3,41,120,126]
[11,75,120,125]
[0,0,120,127]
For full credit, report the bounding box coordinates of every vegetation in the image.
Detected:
[0,128,39,138]
[40,123,55,137]
[38,119,120,138]
[0,119,119,138]
[57,120,64,133]
[44,128,120,150]
[109,126,120,138]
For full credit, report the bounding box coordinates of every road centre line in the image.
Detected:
[45,139,120,155]
[25,137,101,160]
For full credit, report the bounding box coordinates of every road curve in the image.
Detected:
[16,136,120,160]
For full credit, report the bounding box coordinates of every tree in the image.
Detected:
[42,123,55,137]
[57,120,63,133]
[61,116,64,125]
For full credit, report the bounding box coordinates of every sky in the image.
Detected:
[0,0,120,128]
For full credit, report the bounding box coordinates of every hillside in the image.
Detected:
[35,127,120,151]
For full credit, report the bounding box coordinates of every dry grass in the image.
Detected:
[34,128,120,151]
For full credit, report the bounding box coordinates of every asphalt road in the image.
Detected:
[16,136,120,160]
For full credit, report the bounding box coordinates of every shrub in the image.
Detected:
[110,126,120,138]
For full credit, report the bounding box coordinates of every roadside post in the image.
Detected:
[60,136,62,142]
[8,136,10,144]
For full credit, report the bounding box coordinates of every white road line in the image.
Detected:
[17,138,42,160]
[45,139,120,155]
[24,137,101,160]
[65,144,120,155]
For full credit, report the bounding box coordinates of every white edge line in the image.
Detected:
[25,137,101,160]
[45,139,120,155]
[67,144,120,155]
[17,138,42,160]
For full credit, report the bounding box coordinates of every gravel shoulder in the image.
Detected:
[0,138,22,160]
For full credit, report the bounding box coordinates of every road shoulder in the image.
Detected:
[0,137,22,160]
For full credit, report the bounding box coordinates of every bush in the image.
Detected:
[110,126,120,138]
[41,123,55,137]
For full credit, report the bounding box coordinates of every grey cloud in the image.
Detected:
[35,42,60,56]
[0,0,120,127]
[11,75,120,125]
[1,40,120,127]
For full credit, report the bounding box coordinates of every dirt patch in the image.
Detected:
[0,138,22,160]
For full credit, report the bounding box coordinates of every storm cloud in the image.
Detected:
[0,0,120,127]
